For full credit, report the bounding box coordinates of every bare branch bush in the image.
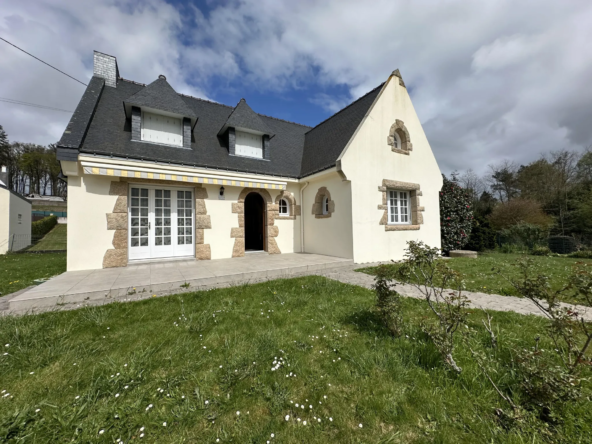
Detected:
[373,264,404,337]
[391,241,469,373]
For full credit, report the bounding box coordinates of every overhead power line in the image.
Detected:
[0,97,74,113]
[0,37,87,86]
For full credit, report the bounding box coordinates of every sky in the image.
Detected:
[1,0,591,177]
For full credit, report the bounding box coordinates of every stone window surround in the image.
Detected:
[103,178,212,268]
[378,179,424,231]
[311,186,335,219]
[274,190,301,221]
[387,120,413,155]
[230,187,281,257]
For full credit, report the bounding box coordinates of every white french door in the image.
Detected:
[128,185,194,261]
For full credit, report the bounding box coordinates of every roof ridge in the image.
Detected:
[178,92,233,109]
[257,113,311,128]
[119,77,146,87]
[120,78,311,128]
[305,82,386,134]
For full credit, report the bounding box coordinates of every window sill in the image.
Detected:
[276,215,295,220]
[133,139,191,150]
[391,148,410,155]
[385,224,420,231]
[229,154,270,162]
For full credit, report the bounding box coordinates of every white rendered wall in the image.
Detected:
[205,184,237,260]
[301,172,353,259]
[205,183,301,259]
[273,183,301,254]
[8,192,31,251]
[67,173,118,271]
[340,75,443,263]
[0,189,9,254]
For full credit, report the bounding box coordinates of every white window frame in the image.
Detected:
[393,131,402,149]
[322,196,329,215]
[387,190,410,225]
[278,198,290,215]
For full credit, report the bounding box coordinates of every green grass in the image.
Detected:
[0,276,590,443]
[358,252,592,306]
[29,224,67,251]
[0,252,66,297]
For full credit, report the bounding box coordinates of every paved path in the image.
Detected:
[320,266,592,321]
[2,261,591,321]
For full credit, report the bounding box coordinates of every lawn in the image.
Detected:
[29,224,67,251]
[0,276,589,443]
[0,252,66,297]
[357,252,592,306]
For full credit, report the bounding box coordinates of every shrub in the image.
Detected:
[31,215,58,237]
[465,215,496,251]
[489,198,553,231]
[499,223,548,249]
[568,250,592,259]
[390,241,468,373]
[373,264,404,337]
[440,175,473,253]
[494,259,592,415]
[531,246,551,256]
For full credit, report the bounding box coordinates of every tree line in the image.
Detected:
[455,148,592,247]
[0,124,66,197]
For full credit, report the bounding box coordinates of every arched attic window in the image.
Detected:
[387,120,413,155]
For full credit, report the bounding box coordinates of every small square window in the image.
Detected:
[278,198,289,215]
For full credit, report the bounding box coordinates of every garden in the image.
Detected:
[1,263,590,443]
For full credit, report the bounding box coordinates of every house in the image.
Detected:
[56,51,443,272]
[0,166,32,254]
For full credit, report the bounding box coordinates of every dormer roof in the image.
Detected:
[124,76,197,127]
[217,98,274,137]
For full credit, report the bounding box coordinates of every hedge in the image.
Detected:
[32,215,58,237]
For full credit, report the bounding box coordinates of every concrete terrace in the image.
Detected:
[8,253,352,313]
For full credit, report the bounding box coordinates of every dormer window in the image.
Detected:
[141,111,183,147]
[235,130,263,159]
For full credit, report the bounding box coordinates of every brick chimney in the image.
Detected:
[93,50,119,88]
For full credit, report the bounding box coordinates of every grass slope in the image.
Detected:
[29,224,67,251]
[0,276,589,443]
[358,252,592,306]
[0,252,66,297]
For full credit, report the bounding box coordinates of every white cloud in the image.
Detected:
[1,0,592,177]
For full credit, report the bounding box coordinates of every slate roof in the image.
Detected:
[58,75,385,179]
[58,76,105,149]
[124,77,196,122]
[300,83,383,177]
[219,99,274,137]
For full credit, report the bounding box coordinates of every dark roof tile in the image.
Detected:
[58,73,386,179]
[57,76,105,149]
[300,83,384,177]
[125,77,196,119]
[219,99,274,136]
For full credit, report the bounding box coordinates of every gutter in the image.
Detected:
[300,181,309,253]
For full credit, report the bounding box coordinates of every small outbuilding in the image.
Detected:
[0,166,32,254]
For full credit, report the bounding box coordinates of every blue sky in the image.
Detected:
[1,0,592,177]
